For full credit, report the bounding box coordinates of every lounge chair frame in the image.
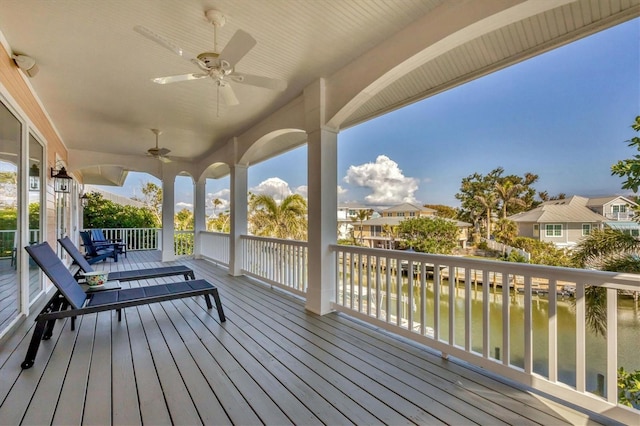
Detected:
[58,237,195,282]
[22,242,225,369]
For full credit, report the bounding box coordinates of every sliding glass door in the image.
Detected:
[0,100,21,333]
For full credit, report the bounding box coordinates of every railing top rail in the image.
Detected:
[200,231,230,236]
[241,234,308,247]
[330,244,640,290]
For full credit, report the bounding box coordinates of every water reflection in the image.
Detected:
[381,280,640,393]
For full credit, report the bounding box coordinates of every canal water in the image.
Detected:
[381,282,640,394]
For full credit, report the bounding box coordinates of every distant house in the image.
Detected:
[353,203,471,249]
[586,195,637,221]
[337,203,377,240]
[508,195,639,248]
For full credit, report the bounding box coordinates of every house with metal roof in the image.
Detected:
[508,195,639,248]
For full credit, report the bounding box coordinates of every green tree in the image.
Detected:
[493,218,518,246]
[495,172,538,218]
[208,211,230,232]
[396,217,459,254]
[83,192,158,228]
[456,168,502,239]
[249,193,307,240]
[133,182,163,225]
[423,204,458,219]
[174,208,194,231]
[510,237,573,267]
[611,115,640,193]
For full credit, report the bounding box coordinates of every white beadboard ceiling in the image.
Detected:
[0,0,637,182]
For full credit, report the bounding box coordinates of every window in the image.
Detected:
[582,224,591,236]
[409,212,416,217]
[545,224,562,237]
[397,212,405,217]
[613,205,627,213]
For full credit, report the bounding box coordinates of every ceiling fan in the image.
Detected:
[147,129,171,163]
[134,9,286,109]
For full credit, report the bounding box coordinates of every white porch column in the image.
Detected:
[228,164,248,276]
[305,78,338,315]
[161,175,175,262]
[193,179,206,259]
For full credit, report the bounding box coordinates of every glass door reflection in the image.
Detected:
[0,101,21,334]
[28,134,43,302]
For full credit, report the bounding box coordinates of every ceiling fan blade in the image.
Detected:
[152,73,209,85]
[230,72,287,91]
[219,29,256,65]
[159,156,172,163]
[134,25,202,63]
[219,82,239,105]
[157,148,171,156]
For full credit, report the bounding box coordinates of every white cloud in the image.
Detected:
[337,185,348,198]
[294,185,308,198]
[344,155,419,205]
[250,177,293,202]
[207,189,230,215]
[176,202,193,211]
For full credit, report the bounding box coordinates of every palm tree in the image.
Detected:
[350,208,373,245]
[249,193,307,240]
[572,229,640,337]
[495,180,525,218]
[474,191,498,240]
[211,198,223,216]
[493,218,518,246]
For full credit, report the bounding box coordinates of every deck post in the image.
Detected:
[193,179,206,259]
[229,162,248,276]
[161,171,176,262]
[305,78,337,315]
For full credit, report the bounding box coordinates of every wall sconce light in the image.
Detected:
[12,54,39,78]
[29,163,40,191]
[80,192,90,207]
[50,166,72,193]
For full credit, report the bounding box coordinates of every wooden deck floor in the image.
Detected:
[0,251,620,425]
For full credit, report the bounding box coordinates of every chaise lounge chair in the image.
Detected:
[58,236,195,282]
[79,230,118,264]
[21,242,225,369]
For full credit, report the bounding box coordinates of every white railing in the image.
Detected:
[174,230,194,257]
[330,244,640,422]
[241,235,308,297]
[92,228,161,251]
[481,238,530,260]
[200,231,230,266]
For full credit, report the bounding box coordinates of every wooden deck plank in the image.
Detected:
[125,302,173,425]
[231,280,537,425]
[147,301,232,425]
[83,310,114,426]
[204,281,427,425]
[0,315,76,425]
[111,299,143,426]
[52,315,95,426]
[178,296,323,425]
[168,297,291,426]
[0,251,620,426]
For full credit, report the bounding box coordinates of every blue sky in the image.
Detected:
[104,18,640,214]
